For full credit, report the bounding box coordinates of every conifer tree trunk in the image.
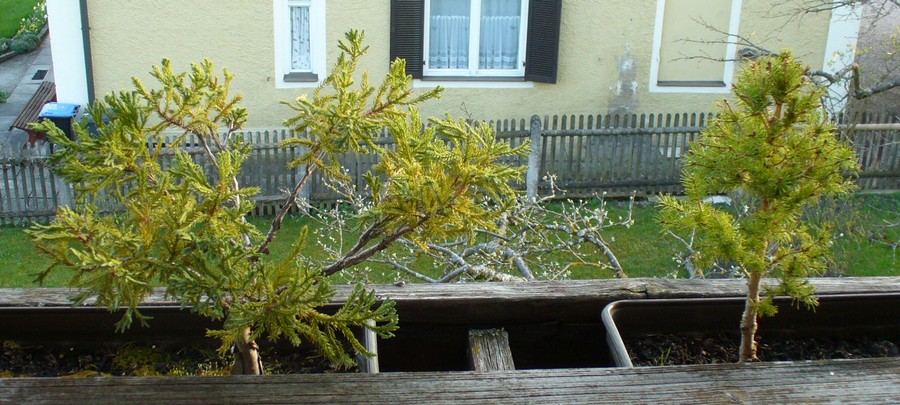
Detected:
[739,272,762,362]
[231,327,263,375]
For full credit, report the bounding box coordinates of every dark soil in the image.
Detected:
[0,340,350,377]
[626,333,900,366]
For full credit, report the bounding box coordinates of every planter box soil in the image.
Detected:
[0,306,363,376]
[602,293,900,367]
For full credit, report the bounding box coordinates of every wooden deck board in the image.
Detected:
[1,279,897,403]
[3,277,898,324]
[1,358,897,404]
[3,277,898,307]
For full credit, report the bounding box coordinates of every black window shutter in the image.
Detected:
[390,0,424,79]
[525,0,562,84]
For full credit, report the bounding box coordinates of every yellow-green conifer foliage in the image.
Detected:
[27,30,526,374]
[658,52,858,362]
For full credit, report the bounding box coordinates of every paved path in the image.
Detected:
[0,38,53,159]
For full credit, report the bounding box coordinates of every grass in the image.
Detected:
[823,193,900,276]
[1,193,896,288]
[0,226,68,287]
[0,0,40,39]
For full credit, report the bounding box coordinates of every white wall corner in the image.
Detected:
[822,0,863,112]
[46,0,90,106]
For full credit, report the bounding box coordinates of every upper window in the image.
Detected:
[290,2,312,72]
[649,0,743,93]
[274,0,326,88]
[391,0,562,84]
[424,0,528,77]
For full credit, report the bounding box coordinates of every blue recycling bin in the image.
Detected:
[39,102,80,140]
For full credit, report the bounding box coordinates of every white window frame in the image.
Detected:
[423,0,529,78]
[648,0,743,94]
[273,0,326,89]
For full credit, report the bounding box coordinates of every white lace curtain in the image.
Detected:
[290,5,311,71]
[429,0,521,70]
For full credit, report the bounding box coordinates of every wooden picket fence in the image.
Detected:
[531,112,711,196]
[836,112,900,191]
[0,144,59,226]
[2,111,898,225]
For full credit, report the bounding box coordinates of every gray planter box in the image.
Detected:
[601,293,900,367]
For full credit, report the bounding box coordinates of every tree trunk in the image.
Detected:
[231,327,263,375]
[739,272,762,362]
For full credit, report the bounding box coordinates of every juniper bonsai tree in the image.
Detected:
[27,30,525,374]
[658,51,859,362]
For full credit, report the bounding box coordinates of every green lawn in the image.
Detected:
[0,0,40,39]
[822,193,900,276]
[1,193,896,288]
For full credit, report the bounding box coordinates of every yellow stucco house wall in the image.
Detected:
[47,0,856,128]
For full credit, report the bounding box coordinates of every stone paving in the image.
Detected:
[0,38,53,159]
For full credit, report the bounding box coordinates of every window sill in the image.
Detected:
[284,72,319,83]
[657,80,726,88]
[413,78,534,89]
[423,76,526,82]
[649,80,732,94]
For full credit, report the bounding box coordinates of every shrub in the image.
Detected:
[27,30,524,375]
[0,91,10,104]
[0,38,11,53]
[10,32,39,54]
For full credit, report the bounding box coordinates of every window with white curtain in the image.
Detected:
[290,2,312,72]
[424,0,528,77]
[274,0,325,88]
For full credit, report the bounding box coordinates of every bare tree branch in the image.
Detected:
[310,176,636,283]
[676,6,899,105]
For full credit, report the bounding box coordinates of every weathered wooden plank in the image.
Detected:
[549,124,558,178]
[263,130,273,198]
[468,328,515,371]
[540,126,705,136]
[566,124,576,182]
[36,160,50,215]
[540,179,681,191]
[574,115,584,183]
[47,160,58,221]
[1,164,11,225]
[0,209,57,219]
[10,166,24,223]
[0,358,896,404]
[10,82,56,134]
[3,277,897,307]
[839,123,900,131]
[25,159,38,214]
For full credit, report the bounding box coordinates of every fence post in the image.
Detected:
[43,143,74,211]
[55,178,74,209]
[297,130,311,212]
[526,115,542,201]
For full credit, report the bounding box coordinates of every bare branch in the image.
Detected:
[850,64,900,98]
[257,147,322,255]
[463,266,527,282]
[321,222,419,276]
[665,229,700,278]
[370,258,439,283]
[678,8,899,104]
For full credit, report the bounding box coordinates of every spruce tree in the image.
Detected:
[658,52,858,362]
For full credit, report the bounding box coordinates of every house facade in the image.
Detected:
[46,0,860,128]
